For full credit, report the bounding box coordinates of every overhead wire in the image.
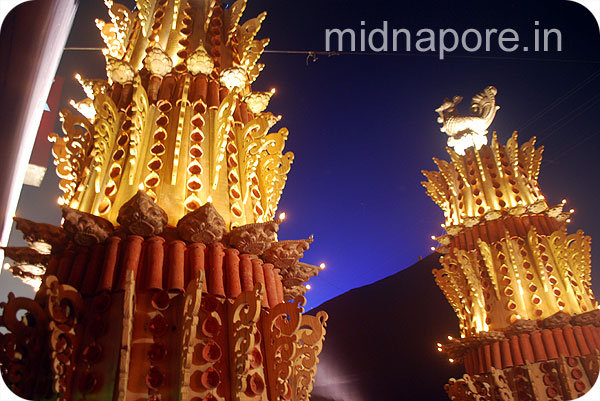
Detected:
[516,68,600,132]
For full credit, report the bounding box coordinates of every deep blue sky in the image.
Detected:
[3,0,600,311]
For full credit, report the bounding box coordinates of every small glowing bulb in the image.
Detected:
[154,35,160,42]
[431,235,436,240]
[138,183,144,190]
[562,199,567,204]
[74,73,81,80]
[569,209,575,213]
[447,336,453,341]
[437,342,442,347]
[566,219,571,223]
[449,358,454,363]
[319,263,326,269]
[430,247,436,251]
[270,88,276,94]
[305,284,312,290]
[515,314,521,319]
[207,195,213,202]
[3,263,10,270]
[57,197,64,205]
[440,223,445,228]
[277,114,282,120]
[279,212,286,221]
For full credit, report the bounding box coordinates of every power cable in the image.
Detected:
[516,68,600,132]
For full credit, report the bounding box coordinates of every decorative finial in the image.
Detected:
[144,45,173,76]
[435,86,500,155]
[219,66,247,90]
[186,42,214,75]
[106,56,134,84]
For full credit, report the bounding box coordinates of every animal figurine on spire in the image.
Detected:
[435,86,500,155]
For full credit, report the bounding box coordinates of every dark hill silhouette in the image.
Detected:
[309,253,464,401]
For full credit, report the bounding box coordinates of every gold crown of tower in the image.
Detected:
[52,0,292,229]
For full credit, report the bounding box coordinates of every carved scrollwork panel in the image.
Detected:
[227,283,263,398]
[45,275,84,401]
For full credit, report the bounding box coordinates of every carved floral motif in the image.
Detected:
[177,203,226,244]
[279,262,321,302]
[186,43,214,75]
[13,217,67,254]
[144,45,173,76]
[229,220,279,255]
[262,237,313,268]
[62,206,114,246]
[117,190,168,237]
[570,310,600,327]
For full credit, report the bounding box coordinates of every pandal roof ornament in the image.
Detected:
[435,86,500,155]
[425,86,600,400]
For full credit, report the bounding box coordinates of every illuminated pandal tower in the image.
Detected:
[423,86,600,401]
[0,1,327,400]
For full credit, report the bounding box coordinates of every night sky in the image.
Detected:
[2,0,600,312]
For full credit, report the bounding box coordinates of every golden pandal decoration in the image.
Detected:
[52,0,293,229]
[424,86,600,400]
[1,1,327,400]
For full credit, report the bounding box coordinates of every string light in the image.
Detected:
[430,246,436,251]
[57,197,64,206]
[447,336,453,341]
[305,284,312,290]
[2,263,10,270]
[562,199,567,204]
[279,212,286,221]
[319,263,326,269]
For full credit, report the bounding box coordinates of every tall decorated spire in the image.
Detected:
[52,0,292,228]
[0,2,327,400]
[423,87,600,400]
